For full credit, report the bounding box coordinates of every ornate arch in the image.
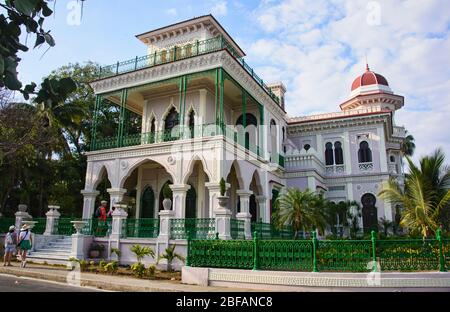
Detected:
[182,154,213,185]
[119,157,175,189]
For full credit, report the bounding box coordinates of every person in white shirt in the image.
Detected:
[18,224,33,268]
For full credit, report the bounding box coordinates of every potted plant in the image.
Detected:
[89,242,105,259]
[162,183,173,210]
[217,177,228,209]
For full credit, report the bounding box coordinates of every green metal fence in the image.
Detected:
[32,218,47,235]
[55,218,77,235]
[79,219,110,237]
[377,239,440,271]
[251,222,295,240]
[170,218,215,240]
[187,230,450,272]
[125,218,159,238]
[231,219,245,240]
[0,218,15,233]
[188,239,254,269]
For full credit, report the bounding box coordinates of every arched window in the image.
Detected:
[334,141,344,165]
[236,113,258,127]
[164,107,179,141]
[325,142,334,166]
[358,141,372,163]
[390,155,395,163]
[270,119,276,128]
[282,127,285,141]
[188,110,195,138]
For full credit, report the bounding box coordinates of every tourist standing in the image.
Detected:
[3,225,17,267]
[18,224,33,268]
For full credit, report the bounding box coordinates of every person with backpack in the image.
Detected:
[3,225,17,267]
[17,224,33,268]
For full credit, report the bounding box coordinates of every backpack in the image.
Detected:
[5,232,14,246]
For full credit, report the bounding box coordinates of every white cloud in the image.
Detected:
[247,0,450,160]
[165,8,178,16]
[211,1,227,16]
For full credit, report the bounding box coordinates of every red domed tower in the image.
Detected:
[340,64,404,111]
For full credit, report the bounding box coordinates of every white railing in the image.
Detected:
[393,126,406,138]
[288,106,386,124]
[359,162,374,172]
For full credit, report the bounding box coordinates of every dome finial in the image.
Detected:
[365,54,370,71]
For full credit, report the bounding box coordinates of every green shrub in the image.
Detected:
[219,177,226,196]
[130,244,155,263]
[131,262,146,278]
[68,258,89,272]
[110,247,121,259]
[147,265,156,278]
[157,244,185,272]
[104,261,119,274]
[162,183,173,199]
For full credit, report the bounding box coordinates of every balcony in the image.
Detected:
[90,123,265,159]
[325,165,346,176]
[97,36,280,105]
[393,126,406,138]
[358,162,374,172]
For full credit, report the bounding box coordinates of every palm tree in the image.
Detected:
[272,188,326,238]
[324,200,359,237]
[379,148,450,237]
[157,245,185,272]
[401,131,416,157]
[130,244,155,264]
[378,217,394,237]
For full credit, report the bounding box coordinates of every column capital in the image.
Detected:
[170,184,191,192]
[236,190,253,197]
[81,190,100,197]
[255,195,267,203]
[205,182,230,192]
[107,188,127,196]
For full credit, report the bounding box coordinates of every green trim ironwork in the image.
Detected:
[32,218,47,235]
[55,218,76,236]
[170,218,215,239]
[125,218,159,238]
[231,219,245,240]
[97,36,280,105]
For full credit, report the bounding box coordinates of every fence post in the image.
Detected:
[312,231,318,272]
[253,231,259,270]
[44,205,61,235]
[371,230,377,272]
[186,229,192,267]
[436,229,446,272]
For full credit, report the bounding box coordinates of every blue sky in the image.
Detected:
[16,0,450,161]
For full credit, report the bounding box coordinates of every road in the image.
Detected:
[0,274,103,292]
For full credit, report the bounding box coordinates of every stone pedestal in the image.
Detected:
[214,208,232,240]
[236,190,253,239]
[44,206,61,236]
[206,182,230,218]
[109,204,128,258]
[158,209,175,241]
[15,204,31,232]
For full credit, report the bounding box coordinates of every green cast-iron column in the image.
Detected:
[371,230,377,272]
[117,88,128,148]
[258,103,264,157]
[242,88,247,149]
[437,229,447,272]
[91,94,101,150]
[253,230,259,270]
[179,75,187,137]
[186,230,192,267]
[219,68,224,128]
[312,231,318,272]
[215,68,219,127]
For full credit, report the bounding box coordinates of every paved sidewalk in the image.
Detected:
[0,263,258,292]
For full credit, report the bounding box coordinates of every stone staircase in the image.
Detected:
[27,236,72,265]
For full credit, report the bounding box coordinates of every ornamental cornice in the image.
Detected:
[287,115,389,137]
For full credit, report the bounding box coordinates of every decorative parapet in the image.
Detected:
[288,106,388,124]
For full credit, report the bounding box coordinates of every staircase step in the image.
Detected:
[35,248,72,253]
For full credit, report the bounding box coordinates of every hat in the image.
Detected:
[21,224,30,230]
[9,225,15,231]
[101,200,107,204]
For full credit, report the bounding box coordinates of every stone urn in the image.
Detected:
[218,196,229,209]
[163,198,172,210]
[71,220,88,234]
[48,205,61,212]
[18,204,28,212]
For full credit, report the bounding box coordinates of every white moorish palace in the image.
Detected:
[82,14,406,235]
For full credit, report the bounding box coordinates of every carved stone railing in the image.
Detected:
[359,162,374,172]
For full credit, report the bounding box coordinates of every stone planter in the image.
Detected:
[218,196,229,209]
[163,198,172,210]
[71,221,88,234]
[89,250,100,258]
